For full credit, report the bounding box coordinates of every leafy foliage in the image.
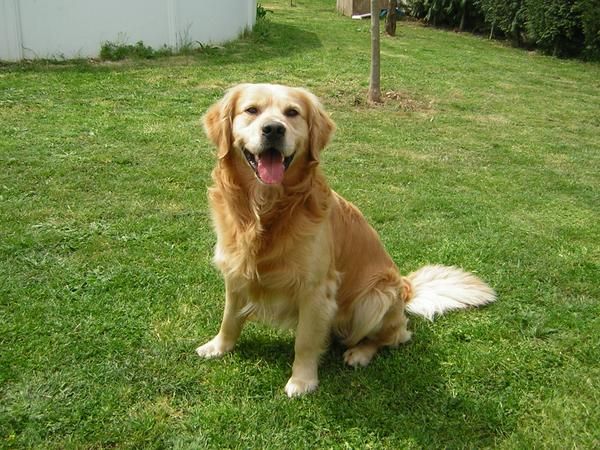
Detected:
[525,0,584,57]
[256,3,273,20]
[576,0,600,59]
[408,0,485,30]
[476,0,526,44]
[100,41,164,61]
[406,0,600,59]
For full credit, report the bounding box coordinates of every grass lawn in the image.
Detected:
[1,0,599,447]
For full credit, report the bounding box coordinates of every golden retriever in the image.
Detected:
[196,83,496,397]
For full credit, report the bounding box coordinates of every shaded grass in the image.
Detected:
[1,0,599,448]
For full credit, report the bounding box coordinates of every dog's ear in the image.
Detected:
[304,90,335,163]
[203,86,243,159]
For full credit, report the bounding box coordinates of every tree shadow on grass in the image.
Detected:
[201,21,323,67]
[0,22,323,73]
[318,327,515,447]
[234,324,514,447]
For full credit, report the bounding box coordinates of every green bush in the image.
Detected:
[408,0,600,60]
[525,0,584,57]
[577,0,600,60]
[476,0,526,44]
[100,41,172,61]
[407,0,485,31]
[256,3,272,20]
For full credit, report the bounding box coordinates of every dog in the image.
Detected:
[196,83,496,397]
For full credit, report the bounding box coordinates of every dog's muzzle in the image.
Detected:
[243,147,294,185]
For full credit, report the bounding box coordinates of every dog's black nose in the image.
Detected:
[262,122,286,137]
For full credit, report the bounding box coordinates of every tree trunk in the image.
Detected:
[459,5,466,32]
[368,0,382,104]
[385,0,398,37]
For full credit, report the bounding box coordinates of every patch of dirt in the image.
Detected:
[382,90,434,112]
[326,87,434,114]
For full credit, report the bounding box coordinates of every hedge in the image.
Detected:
[405,0,600,60]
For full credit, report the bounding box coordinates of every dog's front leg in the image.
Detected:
[285,287,337,397]
[196,281,245,358]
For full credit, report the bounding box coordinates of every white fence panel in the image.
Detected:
[0,0,257,61]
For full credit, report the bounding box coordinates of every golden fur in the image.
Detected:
[196,84,495,396]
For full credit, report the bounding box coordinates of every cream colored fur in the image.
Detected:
[196,83,496,397]
[405,265,496,321]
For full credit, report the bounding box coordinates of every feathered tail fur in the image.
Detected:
[404,265,496,321]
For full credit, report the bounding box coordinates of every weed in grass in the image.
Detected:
[99,41,156,61]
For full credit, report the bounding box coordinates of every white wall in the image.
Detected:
[0,0,257,61]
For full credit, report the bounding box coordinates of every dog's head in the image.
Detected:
[203,84,335,185]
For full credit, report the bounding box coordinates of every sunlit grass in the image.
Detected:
[1,0,598,448]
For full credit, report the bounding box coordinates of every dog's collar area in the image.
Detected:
[243,148,295,183]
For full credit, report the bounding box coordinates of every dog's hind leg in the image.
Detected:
[342,279,411,368]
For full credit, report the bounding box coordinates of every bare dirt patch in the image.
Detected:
[382,90,434,112]
[326,87,435,114]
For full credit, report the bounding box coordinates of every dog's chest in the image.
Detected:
[214,237,310,289]
[213,209,324,284]
[213,223,327,329]
[241,291,299,329]
[216,244,303,328]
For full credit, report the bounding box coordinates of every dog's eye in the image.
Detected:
[284,108,299,118]
[245,107,258,115]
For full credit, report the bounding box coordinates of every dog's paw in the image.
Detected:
[284,377,318,397]
[398,329,412,344]
[195,336,233,359]
[343,347,374,368]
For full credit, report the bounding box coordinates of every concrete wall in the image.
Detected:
[0,0,257,61]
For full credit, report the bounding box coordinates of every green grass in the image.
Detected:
[1,0,598,448]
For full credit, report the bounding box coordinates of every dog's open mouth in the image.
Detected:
[244,148,294,185]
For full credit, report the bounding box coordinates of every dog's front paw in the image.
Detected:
[284,377,319,397]
[195,336,234,359]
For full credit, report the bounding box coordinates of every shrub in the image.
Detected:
[256,3,271,20]
[249,3,273,41]
[407,0,484,31]
[476,0,526,45]
[100,41,171,61]
[407,0,599,60]
[524,0,584,57]
[577,0,600,60]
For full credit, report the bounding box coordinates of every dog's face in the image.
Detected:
[232,84,308,185]
[203,84,335,185]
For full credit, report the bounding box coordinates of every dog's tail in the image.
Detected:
[404,265,496,321]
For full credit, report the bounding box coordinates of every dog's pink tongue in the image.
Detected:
[257,151,285,184]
